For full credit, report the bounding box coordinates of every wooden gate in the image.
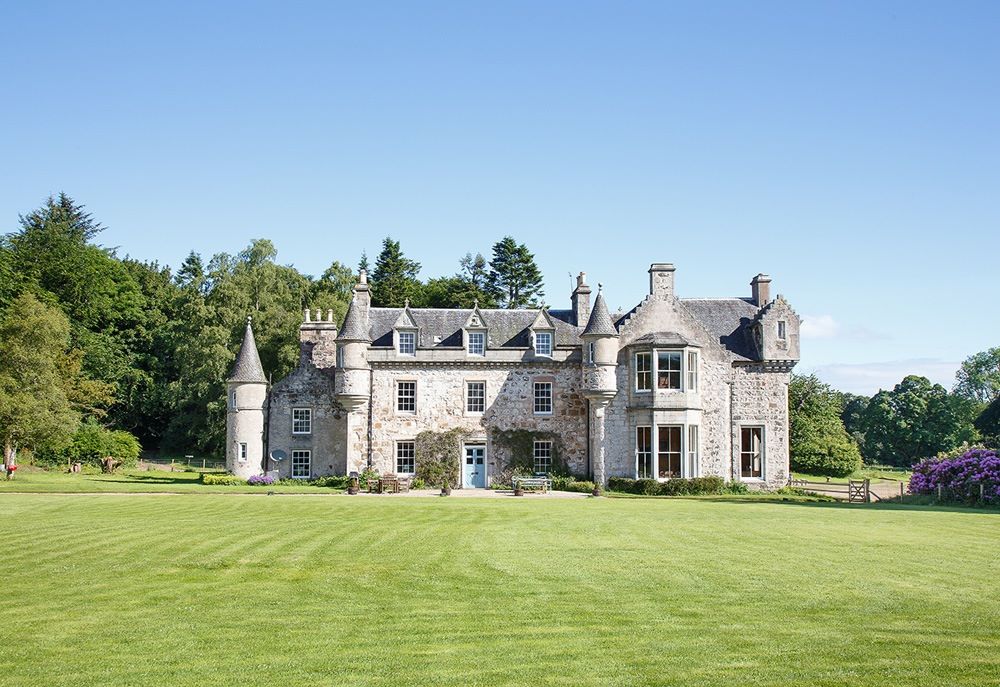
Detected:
[848,479,870,503]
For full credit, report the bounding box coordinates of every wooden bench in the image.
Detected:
[512,476,551,493]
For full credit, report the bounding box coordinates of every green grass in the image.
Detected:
[1,495,998,686]
[0,468,339,494]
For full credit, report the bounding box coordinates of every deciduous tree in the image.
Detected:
[788,374,862,476]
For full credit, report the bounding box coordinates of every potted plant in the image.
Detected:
[591,484,601,497]
[440,478,451,496]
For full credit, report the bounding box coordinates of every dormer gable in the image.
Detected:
[750,295,800,364]
[392,302,419,355]
[462,303,489,356]
[529,308,556,357]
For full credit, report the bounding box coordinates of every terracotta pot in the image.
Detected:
[591,486,601,497]
[514,487,524,497]
[441,486,451,496]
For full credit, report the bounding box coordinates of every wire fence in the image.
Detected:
[141,455,226,471]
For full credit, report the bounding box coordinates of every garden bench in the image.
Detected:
[512,476,551,493]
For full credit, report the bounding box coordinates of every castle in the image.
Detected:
[226,263,799,488]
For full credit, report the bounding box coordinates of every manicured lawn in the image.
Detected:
[2,496,998,686]
[0,468,340,494]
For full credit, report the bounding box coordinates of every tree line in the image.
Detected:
[0,195,547,465]
[1,194,998,473]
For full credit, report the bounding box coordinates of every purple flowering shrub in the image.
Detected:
[247,474,275,486]
[909,449,1000,504]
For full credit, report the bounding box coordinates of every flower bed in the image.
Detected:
[909,449,1000,505]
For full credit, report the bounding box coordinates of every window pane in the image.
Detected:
[292,450,310,478]
[468,332,485,355]
[396,441,415,474]
[636,426,652,479]
[398,331,415,355]
[397,382,416,412]
[657,352,681,389]
[687,352,698,392]
[657,426,681,478]
[687,425,698,477]
[535,332,552,356]
[777,321,787,340]
[466,381,485,413]
[533,382,553,414]
[292,408,311,434]
[740,427,763,478]
[533,440,553,474]
[636,353,652,391]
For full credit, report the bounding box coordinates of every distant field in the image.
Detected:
[0,468,339,494]
[1,495,997,686]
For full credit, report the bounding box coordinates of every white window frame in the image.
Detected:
[533,440,553,475]
[740,426,765,481]
[467,331,486,356]
[291,407,312,435]
[398,331,416,356]
[395,441,415,475]
[635,352,652,392]
[533,381,553,415]
[534,331,553,357]
[466,381,486,414]
[635,426,652,479]
[396,380,417,414]
[687,351,698,393]
[656,350,683,391]
[656,425,683,479]
[291,450,311,479]
[230,391,238,410]
[687,425,699,478]
[238,442,248,463]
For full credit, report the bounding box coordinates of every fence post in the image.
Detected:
[899,482,904,501]
[864,478,870,504]
[937,484,942,501]
[202,458,206,469]
[980,482,984,502]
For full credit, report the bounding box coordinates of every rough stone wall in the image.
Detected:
[729,366,791,488]
[356,363,588,483]
[267,366,346,479]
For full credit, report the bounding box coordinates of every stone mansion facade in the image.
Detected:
[226,263,800,488]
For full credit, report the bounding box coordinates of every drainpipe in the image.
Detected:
[585,398,592,480]
[263,373,272,475]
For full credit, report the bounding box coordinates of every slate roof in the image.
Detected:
[228,321,267,383]
[337,301,371,342]
[582,291,618,337]
[368,307,582,349]
[680,298,760,361]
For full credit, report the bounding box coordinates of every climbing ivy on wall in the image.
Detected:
[414,428,469,487]
[490,428,567,475]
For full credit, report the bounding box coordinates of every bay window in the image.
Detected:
[657,426,682,478]
[657,351,681,389]
[636,426,652,479]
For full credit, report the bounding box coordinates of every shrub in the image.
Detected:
[247,475,275,486]
[201,473,247,486]
[410,478,426,490]
[415,429,467,487]
[38,419,142,471]
[909,449,1000,505]
[566,480,596,493]
[658,476,726,496]
[724,480,749,495]
[311,475,349,489]
[607,477,636,492]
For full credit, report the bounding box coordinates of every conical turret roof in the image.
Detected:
[336,300,371,342]
[582,289,618,337]
[228,318,267,383]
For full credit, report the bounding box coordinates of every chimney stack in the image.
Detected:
[648,263,675,300]
[751,273,771,307]
[571,272,592,326]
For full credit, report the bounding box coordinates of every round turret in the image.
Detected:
[581,285,619,401]
[334,272,372,411]
[226,317,268,478]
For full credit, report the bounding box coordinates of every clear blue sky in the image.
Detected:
[2,1,997,394]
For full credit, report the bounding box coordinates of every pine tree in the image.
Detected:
[486,237,545,309]
[370,238,422,307]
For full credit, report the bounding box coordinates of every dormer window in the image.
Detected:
[398,331,416,355]
[534,331,553,357]
[468,331,485,356]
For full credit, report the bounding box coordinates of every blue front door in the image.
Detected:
[463,445,486,488]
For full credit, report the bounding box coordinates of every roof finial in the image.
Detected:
[597,283,603,293]
[473,299,478,309]
[247,315,253,326]
[404,298,410,309]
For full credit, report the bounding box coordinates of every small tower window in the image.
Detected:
[237,443,248,463]
[230,392,238,410]
[777,320,787,341]
[588,342,595,363]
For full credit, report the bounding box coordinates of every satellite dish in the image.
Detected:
[269,449,287,462]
